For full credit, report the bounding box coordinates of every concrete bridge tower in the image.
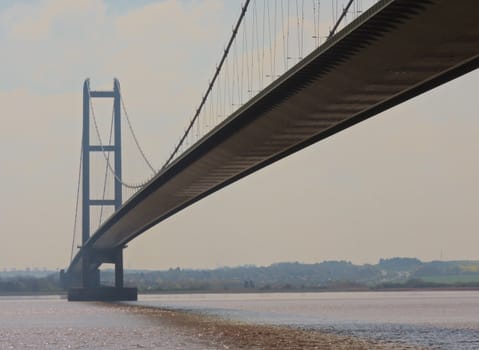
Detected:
[64,79,137,301]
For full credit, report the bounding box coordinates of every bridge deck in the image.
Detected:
[69,0,479,274]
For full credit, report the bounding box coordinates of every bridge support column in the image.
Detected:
[68,247,137,301]
[115,249,124,289]
[81,249,100,289]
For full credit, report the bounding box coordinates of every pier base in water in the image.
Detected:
[67,287,137,301]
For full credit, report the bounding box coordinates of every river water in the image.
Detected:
[1,291,478,349]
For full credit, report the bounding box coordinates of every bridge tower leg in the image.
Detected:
[67,78,137,301]
[115,249,124,289]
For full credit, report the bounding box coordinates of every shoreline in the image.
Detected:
[1,286,479,297]
[108,302,426,350]
[138,286,479,294]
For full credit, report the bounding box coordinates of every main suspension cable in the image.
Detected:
[328,0,355,39]
[89,89,147,189]
[98,107,115,226]
[161,0,252,169]
[119,89,157,174]
[70,144,82,262]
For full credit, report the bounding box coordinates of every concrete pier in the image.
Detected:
[67,287,137,301]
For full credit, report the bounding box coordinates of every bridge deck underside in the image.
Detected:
[69,0,479,274]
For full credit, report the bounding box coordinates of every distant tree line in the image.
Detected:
[2,258,479,294]
[0,275,62,294]
[105,258,479,293]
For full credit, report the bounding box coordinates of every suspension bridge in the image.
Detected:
[62,0,479,301]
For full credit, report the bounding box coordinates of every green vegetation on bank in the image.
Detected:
[0,275,62,294]
[374,278,479,289]
[2,258,479,294]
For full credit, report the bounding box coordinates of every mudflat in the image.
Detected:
[120,304,425,350]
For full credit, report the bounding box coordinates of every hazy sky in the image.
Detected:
[1,0,478,270]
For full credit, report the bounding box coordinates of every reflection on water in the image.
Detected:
[134,291,479,349]
[0,296,216,350]
[1,291,478,349]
